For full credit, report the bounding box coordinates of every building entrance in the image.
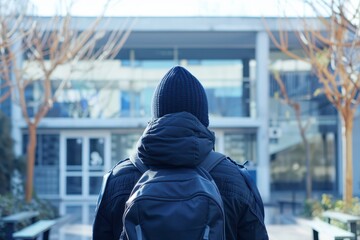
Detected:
[60,131,111,200]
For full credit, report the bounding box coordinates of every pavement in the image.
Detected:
[52,223,314,240]
[268,224,312,240]
[50,205,316,240]
[50,216,315,240]
[267,216,313,240]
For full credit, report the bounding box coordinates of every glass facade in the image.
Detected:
[268,58,338,191]
[65,138,83,195]
[270,128,336,190]
[25,61,338,196]
[23,134,60,195]
[111,133,141,166]
[224,132,257,164]
[24,58,253,119]
[19,44,337,198]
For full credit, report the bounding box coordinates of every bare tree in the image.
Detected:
[266,0,360,206]
[0,0,134,202]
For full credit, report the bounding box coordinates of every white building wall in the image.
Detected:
[11,35,23,156]
[353,113,360,196]
[255,31,270,203]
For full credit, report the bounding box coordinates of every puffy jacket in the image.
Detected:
[93,112,269,240]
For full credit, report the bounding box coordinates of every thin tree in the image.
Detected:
[266,0,360,206]
[272,70,313,199]
[0,0,135,202]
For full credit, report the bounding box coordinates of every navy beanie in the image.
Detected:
[152,66,209,127]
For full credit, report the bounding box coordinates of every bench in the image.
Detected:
[1,211,39,240]
[322,211,360,238]
[12,220,57,240]
[311,218,355,240]
[278,200,302,214]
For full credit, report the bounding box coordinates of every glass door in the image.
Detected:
[60,132,110,200]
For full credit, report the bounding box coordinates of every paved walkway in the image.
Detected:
[264,209,313,240]
[267,221,313,240]
[51,217,314,240]
[50,204,317,240]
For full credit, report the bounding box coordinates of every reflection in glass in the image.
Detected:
[111,133,141,166]
[65,205,82,222]
[271,132,336,191]
[224,132,257,164]
[66,176,82,195]
[35,59,253,119]
[89,138,104,168]
[66,138,82,168]
[89,177,102,195]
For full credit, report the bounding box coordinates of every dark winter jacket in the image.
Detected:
[93,112,269,240]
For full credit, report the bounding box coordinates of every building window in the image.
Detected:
[22,133,60,195]
[224,132,257,165]
[111,133,141,166]
[270,131,336,191]
[23,50,255,119]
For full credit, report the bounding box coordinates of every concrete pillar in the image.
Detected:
[351,113,360,196]
[255,31,270,203]
[11,36,23,157]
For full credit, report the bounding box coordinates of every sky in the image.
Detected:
[31,0,311,17]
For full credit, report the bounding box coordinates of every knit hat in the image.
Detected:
[152,66,209,127]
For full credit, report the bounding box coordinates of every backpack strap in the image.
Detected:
[200,151,226,172]
[95,158,129,214]
[204,153,265,218]
[227,158,265,218]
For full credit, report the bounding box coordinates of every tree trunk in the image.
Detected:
[294,105,312,200]
[25,123,37,202]
[304,137,312,199]
[342,113,353,207]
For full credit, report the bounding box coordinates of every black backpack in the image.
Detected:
[120,151,226,240]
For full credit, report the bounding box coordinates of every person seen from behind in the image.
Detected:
[93,66,269,240]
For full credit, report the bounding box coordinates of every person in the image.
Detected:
[92,66,269,240]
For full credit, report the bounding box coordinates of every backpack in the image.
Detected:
[120,151,226,240]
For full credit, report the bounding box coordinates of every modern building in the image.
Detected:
[1,17,359,230]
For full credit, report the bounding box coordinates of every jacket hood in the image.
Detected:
[135,112,215,167]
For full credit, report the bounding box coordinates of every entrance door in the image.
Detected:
[60,131,110,200]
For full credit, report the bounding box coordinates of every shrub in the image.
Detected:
[303,194,360,218]
[303,198,323,218]
[0,194,59,240]
[0,112,15,194]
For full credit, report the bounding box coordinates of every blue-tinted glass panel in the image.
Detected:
[270,132,336,191]
[23,133,60,195]
[39,134,60,165]
[89,138,104,170]
[66,176,82,194]
[34,167,59,195]
[111,133,141,166]
[66,138,82,169]
[224,132,257,164]
[120,91,130,117]
[34,58,251,118]
[269,71,337,117]
[89,176,102,195]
